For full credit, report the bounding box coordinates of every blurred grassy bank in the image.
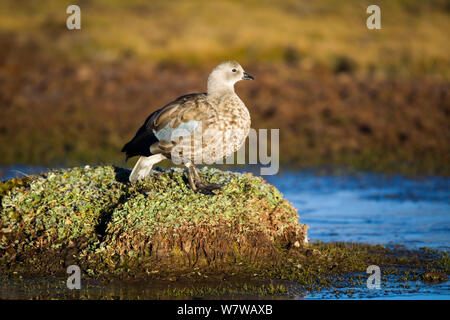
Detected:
[0,0,449,175]
[1,0,449,77]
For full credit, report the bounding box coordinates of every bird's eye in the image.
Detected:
[232,69,237,72]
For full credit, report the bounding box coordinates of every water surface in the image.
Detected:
[264,170,450,251]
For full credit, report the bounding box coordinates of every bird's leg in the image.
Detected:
[186,165,198,192]
[192,165,202,181]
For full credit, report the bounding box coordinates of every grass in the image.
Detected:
[0,0,449,77]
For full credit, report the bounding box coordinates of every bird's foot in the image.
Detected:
[195,182,223,195]
[186,165,223,195]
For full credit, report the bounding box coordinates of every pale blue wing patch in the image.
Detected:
[153,120,199,141]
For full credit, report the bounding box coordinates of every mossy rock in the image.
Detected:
[0,165,307,278]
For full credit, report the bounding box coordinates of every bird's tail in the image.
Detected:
[129,154,166,184]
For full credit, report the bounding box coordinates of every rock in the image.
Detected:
[0,165,308,278]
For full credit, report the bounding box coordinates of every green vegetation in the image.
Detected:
[0,166,307,277]
[0,166,447,298]
[0,0,448,299]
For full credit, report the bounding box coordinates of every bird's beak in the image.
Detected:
[242,72,254,80]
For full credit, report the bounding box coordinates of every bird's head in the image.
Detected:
[207,61,254,96]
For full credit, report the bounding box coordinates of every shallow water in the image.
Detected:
[1,166,449,299]
[264,170,450,251]
[266,169,449,299]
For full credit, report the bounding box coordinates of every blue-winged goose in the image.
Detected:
[121,61,254,194]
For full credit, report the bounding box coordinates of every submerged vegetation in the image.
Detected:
[0,166,448,298]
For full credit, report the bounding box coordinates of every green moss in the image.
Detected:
[0,177,30,204]
[1,166,124,250]
[0,165,307,277]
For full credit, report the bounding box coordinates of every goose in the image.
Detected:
[121,61,254,194]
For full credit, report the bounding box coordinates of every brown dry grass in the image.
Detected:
[0,32,449,174]
[0,0,449,77]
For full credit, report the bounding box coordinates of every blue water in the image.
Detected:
[1,166,449,299]
[264,170,450,251]
[264,170,450,300]
[0,165,58,181]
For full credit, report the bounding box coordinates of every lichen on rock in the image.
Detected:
[0,165,308,278]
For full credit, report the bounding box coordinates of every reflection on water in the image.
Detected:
[1,274,449,300]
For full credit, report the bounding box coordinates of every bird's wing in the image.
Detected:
[122,93,215,159]
[144,93,217,153]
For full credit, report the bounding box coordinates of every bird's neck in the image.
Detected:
[207,78,235,98]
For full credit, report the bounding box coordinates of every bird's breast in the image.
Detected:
[170,95,251,164]
[210,96,250,131]
[202,96,251,154]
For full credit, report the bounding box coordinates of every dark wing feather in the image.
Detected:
[121,110,159,160]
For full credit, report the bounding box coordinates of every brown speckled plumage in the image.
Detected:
[122,61,253,193]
